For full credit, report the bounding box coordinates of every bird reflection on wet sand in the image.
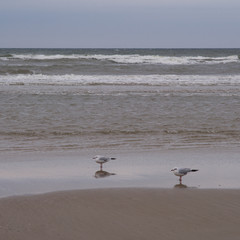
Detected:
[174,183,188,189]
[95,170,116,178]
[173,183,199,189]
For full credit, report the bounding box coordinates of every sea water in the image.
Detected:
[1,48,240,152]
[0,48,240,195]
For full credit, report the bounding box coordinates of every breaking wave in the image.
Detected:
[1,54,239,65]
[1,74,240,86]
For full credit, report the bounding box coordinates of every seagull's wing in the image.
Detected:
[99,156,110,161]
[178,168,191,174]
[93,155,116,162]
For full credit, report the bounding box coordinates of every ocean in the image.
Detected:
[1,48,240,195]
[1,48,240,153]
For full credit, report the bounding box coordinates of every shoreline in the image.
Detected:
[0,147,240,198]
[0,188,239,240]
[1,186,240,200]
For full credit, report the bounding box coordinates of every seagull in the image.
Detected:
[93,155,116,170]
[171,167,198,183]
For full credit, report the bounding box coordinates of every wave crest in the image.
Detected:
[1,54,239,65]
[1,74,240,87]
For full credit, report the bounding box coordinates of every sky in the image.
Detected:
[1,0,240,48]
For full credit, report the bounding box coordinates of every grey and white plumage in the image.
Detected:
[171,167,198,182]
[93,155,116,169]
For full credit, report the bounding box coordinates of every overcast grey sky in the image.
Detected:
[1,0,239,48]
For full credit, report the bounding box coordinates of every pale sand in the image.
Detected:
[0,189,239,240]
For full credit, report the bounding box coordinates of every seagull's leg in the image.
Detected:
[100,163,103,171]
[179,176,182,183]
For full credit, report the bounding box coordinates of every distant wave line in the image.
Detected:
[0,54,239,65]
[1,129,239,138]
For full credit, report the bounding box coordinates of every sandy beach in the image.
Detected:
[0,188,239,240]
[1,48,240,239]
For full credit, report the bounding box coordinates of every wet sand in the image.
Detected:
[0,188,239,240]
[1,147,240,199]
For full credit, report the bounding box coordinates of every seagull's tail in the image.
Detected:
[110,158,116,160]
[191,169,198,172]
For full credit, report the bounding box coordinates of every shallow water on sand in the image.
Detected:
[0,148,239,197]
[1,86,240,153]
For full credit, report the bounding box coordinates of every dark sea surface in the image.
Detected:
[1,48,240,153]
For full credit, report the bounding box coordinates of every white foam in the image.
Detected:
[10,54,81,60]
[1,74,240,86]
[2,54,239,65]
